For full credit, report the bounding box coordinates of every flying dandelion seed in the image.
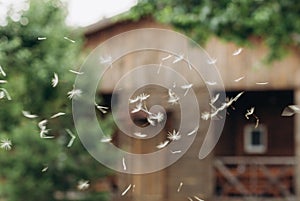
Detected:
[95,104,109,114]
[245,107,255,119]
[41,166,48,172]
[148,112,164,124]
[256,82,269,85]
[188,197,193,201]
[233,48,243,56]
[37,37,47,40]
[51,73,58,87]
[133,132,147,138]
[100,136,112,143]
[0,65,6,77]
[65,129,76,147]
[69,69,84,75]
[0,138,12,150]
[50,112,65,119]
[187,126,199,136]
[122,157,126,171]
[38,120,53,139]
[156,140,169,149]
[207,58,217,65]
[162,54,172,61]
[167,130,181,141]
[121,184,132,196]
[168,89,179,105]
[194,195,204,201]
[129,93,150,103]
[67,87,82,99]
[171,150,182,154]
[177,182,183,192]
[234,76,245,82]
[205,81,217,86]
[173,54,184,63]
[77,180,89,190]
[0,88,12,100]
[0,80,7,84]
[63,36,75,43]
[210,93,220,104]
[181,83,193,96]
[131,102,143,113]
[282,105,300,116]
[201,112,211,120]
[22,110,38,119]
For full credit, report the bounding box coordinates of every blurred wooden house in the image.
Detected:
[83,16,300,201]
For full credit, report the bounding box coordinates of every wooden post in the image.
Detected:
[294,89,300,198]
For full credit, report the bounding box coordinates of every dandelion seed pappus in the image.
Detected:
[72,28,226,174]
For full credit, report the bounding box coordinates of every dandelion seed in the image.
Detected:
[210,93,220,104]
[0,138,12,150]
[282,105,300,116]
[167,130,181,141]
[147,117,156,126]
[187,197,193,201]
[187,126,199,136]
[173,54,184,64]
[181,83,193,96]
[168,89,179,105]
[205,81,217,86]
[129,93,150,103]
[177,182,183,192]
[121,184,132,196]
[69,69,84,75]
[0,65,6,77]
[37,37,47,40]
[51,73,58,87]
[67,87,82,99]
[95,104,109,114]
[232,91,244,102]
[50,112,65,119]
[100,136,112,143]
[42,166,48,172]
[207,58,217,65]
[77,180,89,190]
[194,195,204,201]
[131,102,143,113]
[245,107,255,119]
[234,76,245,82]
[233,48,243,56]
[0,80,7,84]
[134,132,147,138]
[122,157,126,170]
[157,140,169,149]
[171,150,182,154]
[132,184,136,192]
[38,120,53,139]
[63,36,75,43]
[256,82,269,85]
[0,88,11,100]
[65,129,76,147]
[38,119,47,130]
[22,110,38,119]
[254,116,259,128]
[201,112,211,120]
[149,112,164,123]
[162,54,172,61]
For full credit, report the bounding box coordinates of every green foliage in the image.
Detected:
[122,0,300,63]
[0,0,114,200]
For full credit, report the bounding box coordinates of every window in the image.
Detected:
[244,124,267,154]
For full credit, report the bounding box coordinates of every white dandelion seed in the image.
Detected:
[63,36,75,43]
[50,112,65,119]
[122,157,126,170]
[121,184,132,196]
[67,88,82,99]
[210,93,220,104]
[233,48,243,56]
[147,117,156,126]
[207,58,217,65]
[173,54,184,64]
[201,112,211,120]
[171,150,182,154]
[95,104,109,114]
[162,54,172,61]
[205,81,217,86]
[0,138,12,150]
[0,88,12,100]
[38,120,53,139]
[167,130,181,141]
[234,76,245,82]
[156,140,169,149]
[0,80,7,84]
[51,73,58,87]
[134,132,147,138]
[181,83,193,96]
[42,166,48,172]
[38,119,47,130]
[187,126,199,136]
[168,89,179,105]
[187,197,193,201]
[149,112,164,123]
[131,102,143,113]
[282,105,300,116]
[245,107,255,119]
[22,110,38,119]
[77,180,89,190]
[37,37,47,40]
[129,93,150,103]
[177,182,183,192]
[100,136,112,143]
[65,129,76,147]
[0,65,6,77]
[256,82,269,85]
[69,69,84,75]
